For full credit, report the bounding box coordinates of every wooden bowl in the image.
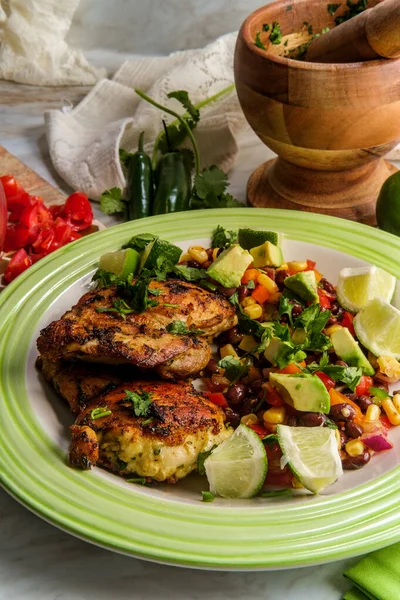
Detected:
[234,0,400,225]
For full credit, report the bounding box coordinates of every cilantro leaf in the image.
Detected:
[158,90,200,154]
[91,269,120,289]
[99,187,126,215]
[167,90,200,126]
[190,166,242,210]
[238,308,268,340]
[173,264,207,281]
[166,320,204,336]
[270,22,282,44]
[202,491,215,502]
[335,0,367,25]
[273,321,291,342]
[96,298,134,319]
[122,233,158,252]
[370,387,391,401]
[197,445,217,476]
[119,148,134,167]
[327,3,341,15]
[119,275,153,313]
[262,23,270,32]
[211,225,237,249]
[323,366,362,392]
[124,389,153,417]
[254,31,267,50]
[218,356,250,383]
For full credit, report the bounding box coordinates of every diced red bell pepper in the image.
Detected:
[264,469,293,488]
[380,415,391,432]
[342,311,356,336]
[305,259,316,271]
[315,371,336,391]
[355,375,374,397]
[317,288,332,309]
[241,268,259,285]
[3,224,30,252]
[60,192,93,231]
[204,392,228,408]
[3,248,32,283]
[264,382,285,406]
[251,284,270,305]
[248,423,269,438]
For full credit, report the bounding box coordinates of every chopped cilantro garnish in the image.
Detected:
[370,387,390,401]
[166,320,204,336]
[96,298,134,319]
[201,491,215,502]
[173,264,207,281]
[262,23,270,32]
[270,22,282,45]
[90,407,112,420]
[123,233,158,253]
[217,356,250,383]
[327,3,341,15]
[119,148,134,167]
[99,187,126,215]
[124,389,153,417]
[197,445,217,476]
[211,225,237,249]
[335,0,367,25]
[286,4,293,12]
[260,489,292,497]
[254,31,267,50]
[126,477,147,485]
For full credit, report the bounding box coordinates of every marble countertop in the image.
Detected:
[0,57,376,600]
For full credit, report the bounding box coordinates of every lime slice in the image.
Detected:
[276,425,342,494]
[99,248,140,279]
[376,171,400,236]
[204,425,267,499]
[354,297,400,359]
[238,228,282,250]
[337,265,396,313]
[139,238,182,273]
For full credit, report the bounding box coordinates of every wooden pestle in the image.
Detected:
[305,0,400,63]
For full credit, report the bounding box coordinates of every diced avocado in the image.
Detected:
[139,238,182,272]
[206,244,252,288]
[264,337,307,368]
[331,327,375,376]
[238,228,281,250]
[250,241,284,268]
[291,328,307,345]
[285,271,318,304]
[269,373,330,413]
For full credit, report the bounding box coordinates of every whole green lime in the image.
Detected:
[376,171,400,236]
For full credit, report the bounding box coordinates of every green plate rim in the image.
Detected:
[1,207,400,570]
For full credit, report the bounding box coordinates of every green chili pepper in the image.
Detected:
[153,152,191,214]
[126,132,153,220]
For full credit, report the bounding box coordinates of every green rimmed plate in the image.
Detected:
[1,207,400,570]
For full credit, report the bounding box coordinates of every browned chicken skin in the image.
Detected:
[69,380,232,481]
[37,279,236,380]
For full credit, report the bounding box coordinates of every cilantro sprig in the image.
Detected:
[166,321,204,336]
[99,187,126,216]
[190,166,242,210]
[124,390,153,418]
[217,356,250,383]
[211,225,237,249]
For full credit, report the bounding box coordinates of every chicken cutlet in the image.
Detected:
[37,279,236,380]
[69,380,232,482]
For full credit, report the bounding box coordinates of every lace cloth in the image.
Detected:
[0,0,104,85]
[45,31,400,200]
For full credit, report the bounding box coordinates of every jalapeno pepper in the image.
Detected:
[153,151,191,215]
[126,132,153,220]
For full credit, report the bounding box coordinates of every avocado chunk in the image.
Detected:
[206,244,252,288]
[331,327,375,376]
[238,228,280,250]
[269,372,330,413]
[285,271,319,304]
[264,338,307,368]
[139,238,182,272]
[250,241,284,268]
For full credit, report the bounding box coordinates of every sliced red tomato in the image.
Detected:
[204,392,228,407]
[355,375,374,397]
[305,259,316,271]
[380,415,391,432]
[264,469,293,488]
[31,226,57,254]
[19,201,53,243]
[317,288,332,309]
[248,423,269,438]
[49,204,63,219]
[53,217,73,246]
[1,175,26,201]
[3,224,30,252]
[3,248,32,283]
[342,311,356,336]
[315,371,336,391]
[60,192,93,231]
[264,382,285,407]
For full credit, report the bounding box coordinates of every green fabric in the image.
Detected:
[343,542,400,600]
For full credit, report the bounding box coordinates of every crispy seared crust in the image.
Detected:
[36,280,235,379]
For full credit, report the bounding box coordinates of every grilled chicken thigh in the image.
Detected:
[69,380,232,482]
[37,279,236,380]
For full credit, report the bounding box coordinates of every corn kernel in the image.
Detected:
[334,429,342,451]
[263,406,286,424]
[243,304,263,320]
[257,273,278,294]
[241,413,259,426]
[212,248,220,262]
[345,439,365,457]
[239,335,258,352]
[365,404,381,422]
[382,397,400,425]
[287,261,308,273]
[314,269,323,283]
[264,422,277,433]
[267,291,281,304]
[393,394,400,412]
[377,356,400,381]
[219,344,239,360]
[326,324,343,336]
[242,297,256,307]
[276,264,288,272]
[179,252,191,263]
[368,352,379,369]
[188,245,208,264]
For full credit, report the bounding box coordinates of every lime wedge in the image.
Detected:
[276,425,342,494]
[204,425,267,499]
[337,265,396,313]
[99,248,140,279]
[238,228,282,250]
[354,297,400,359]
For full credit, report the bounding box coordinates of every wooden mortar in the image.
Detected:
[234,0,400,225]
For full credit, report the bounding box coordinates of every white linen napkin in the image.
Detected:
[44,31,400,201]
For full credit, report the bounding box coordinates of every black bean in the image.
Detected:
[217,286,237,297]
[305,354,318,365]
[286,415,298,427]
[335,360,348,367]
[186,260,202,269]
[329,403,356,422]
[326,317,337,327]
[238,285,249,303]
[226,383,248,407]
[291,303,303,318]
[227,327,244,346]
[342,451,371,470]
[345,422,363,439]
[225,409,241,428]
[320,278,335,294]
[275,269,289,289]
[331,302,344,318]
[298,413,326,427]
[251,379,263,394]
[204,358,221,376]
[241,397,259,416]
[206,248,214,260]
[356,395,373,412]
[339,430,348,449]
